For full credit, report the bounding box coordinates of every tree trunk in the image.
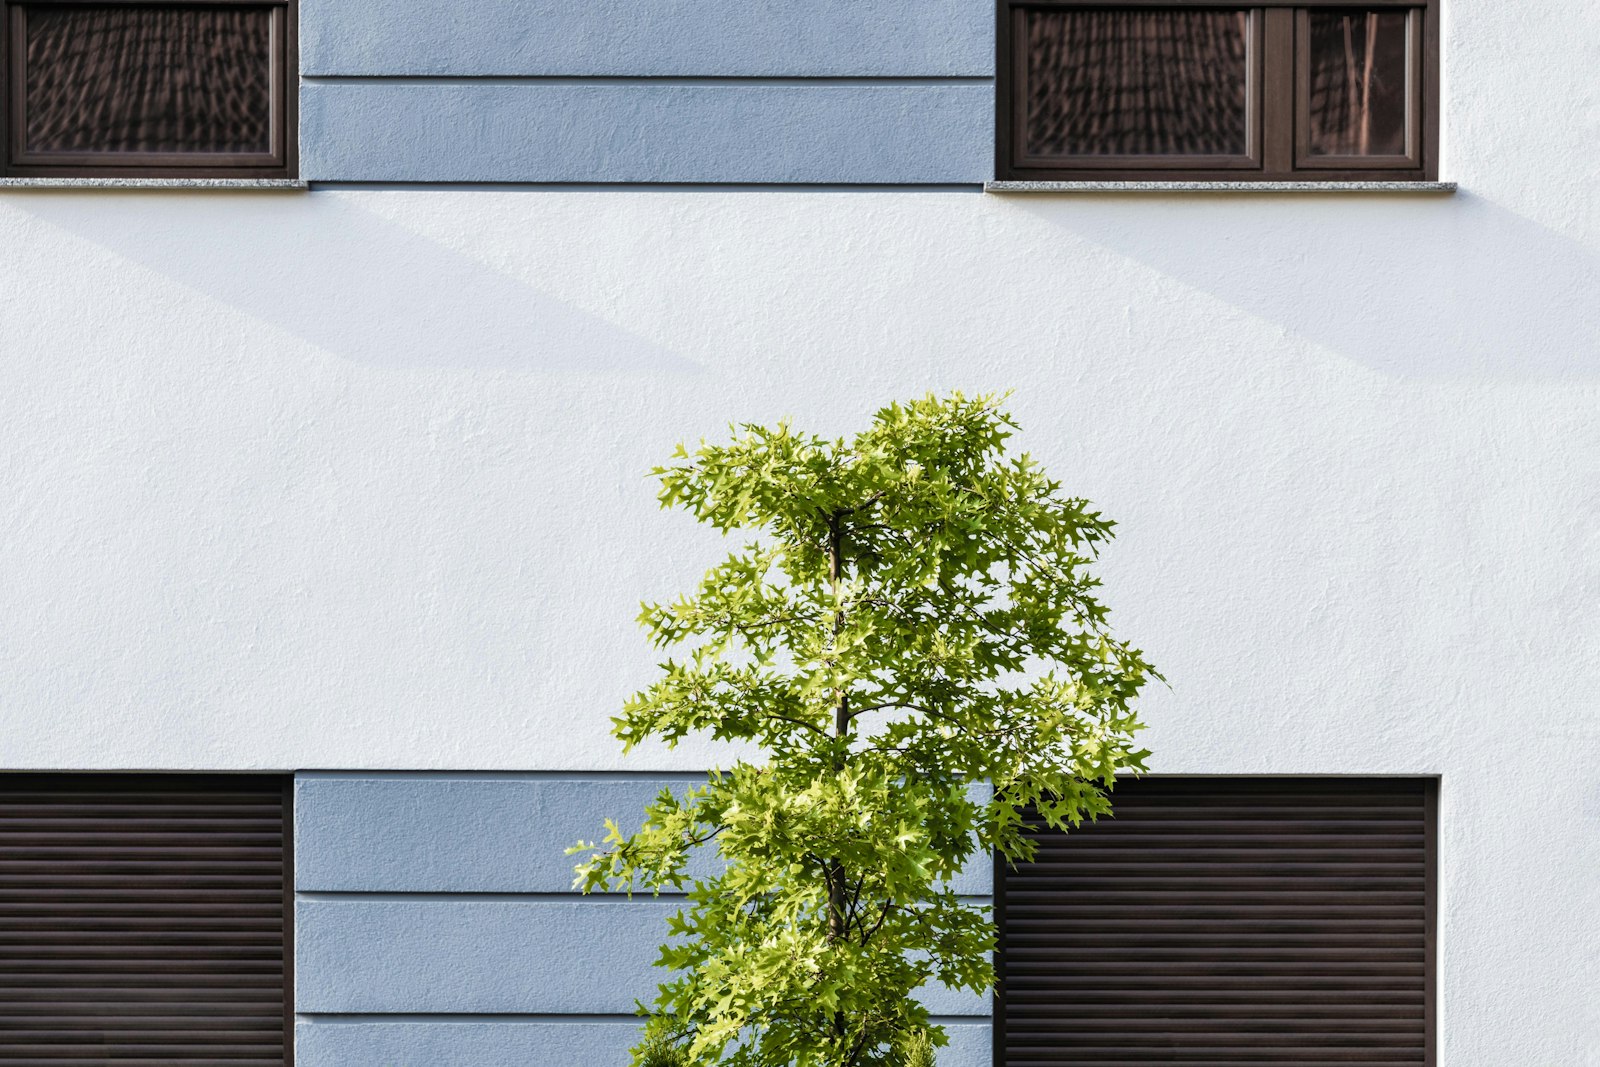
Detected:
[826,514,851,1051]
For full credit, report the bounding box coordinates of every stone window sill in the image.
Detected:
[0,178,308,190]
[985,181,1457,194]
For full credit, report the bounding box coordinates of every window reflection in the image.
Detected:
[1306,10,1411,157]
[1025,9,1252,158]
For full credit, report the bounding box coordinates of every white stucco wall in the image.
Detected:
[4,30,1600,1048]
[2,184,1595,774]
[4,184,1597,1060]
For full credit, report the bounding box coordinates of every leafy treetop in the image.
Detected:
[575,393,1156,1067]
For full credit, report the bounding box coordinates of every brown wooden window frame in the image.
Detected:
[0,0,296,179]
[996,0,1439,182]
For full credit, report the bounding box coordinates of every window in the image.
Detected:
[0,775,291,1065]
[2,0,294,177]
[995,778,1436,1065]
[996,0,1438,182]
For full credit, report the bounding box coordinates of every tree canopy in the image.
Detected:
[574,393,1157,1066]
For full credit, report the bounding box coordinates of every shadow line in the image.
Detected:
[19,192,698,375]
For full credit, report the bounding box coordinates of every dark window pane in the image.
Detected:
[22,4,274,156]
[1023,8,1251,158]
[1307,10,1411,156]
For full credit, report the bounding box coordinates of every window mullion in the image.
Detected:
[1261,6,1296,175]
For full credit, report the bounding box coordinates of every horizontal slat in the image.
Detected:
[0,944,284,959]
[1008,1034,1425,1048]
[1006,1019,1423,1034]
[299,0,990,77]
[0,1002,285,1016]
[300,83,991,184]
[0,904,280,921]
[1007,946,1425,962]
[1003,988,1425,1003]
[0,834,283,847]
[0,970,284,984]
[1017,825,1420,838]
[0,907,283,919]
[1027,835,1426,849]
[0,890,283,903]
[1015,871,1425,883]
[0,928,284,942]
[1076,797,1423,810]
[1082,782,1423,799]
[1006,962,1425,976]
[1003,1002,1424,1018]
[998,908,1427,921]
[0,876,282,887]
[1012,860,1425,874]
[1003,1056,1424,1065]
[1005,934,1424,948]
[1028,804,1421,820]
[0,1020,281,1034]
[1001,890,1426,905]
[1003,1061,1423,1067]
[0,815,284,827]
[0,792,279,805]
[0,1044,283,1057]
[0,846,282,858]
[1004,915,1422,928]
[0,1061,284,1067]
[1004,1050,1422,1062]
[0,979,284,991]
[1004,989,1425,1003]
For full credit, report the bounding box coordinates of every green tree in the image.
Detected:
[573,393,1156,1067]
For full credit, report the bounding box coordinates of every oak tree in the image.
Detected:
[574,394,1156,1066]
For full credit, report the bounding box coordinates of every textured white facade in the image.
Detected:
[5,7,1600,1048]
[5,184,1598,1059]
[3,186,1595,772]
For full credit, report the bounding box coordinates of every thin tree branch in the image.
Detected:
[765,713,829,737]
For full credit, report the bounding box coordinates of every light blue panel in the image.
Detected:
[299,83,993,184]
[295,775,991,895]
[301,0,992,77]
[295,1019,993,1067]
[296,1019,640,1067]
[295,776,718,893]
[296,899,988,1016]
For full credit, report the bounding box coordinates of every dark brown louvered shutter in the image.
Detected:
[0,775,291,1066]
[996,778,1435,1067]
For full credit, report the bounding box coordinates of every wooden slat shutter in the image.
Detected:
[0,775,291,1066]
[996,777,1436,1067]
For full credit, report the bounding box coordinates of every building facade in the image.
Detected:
[1,0,1597,1063]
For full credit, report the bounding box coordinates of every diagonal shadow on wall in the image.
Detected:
[16,192,697,376]
[1011,190,1600,379]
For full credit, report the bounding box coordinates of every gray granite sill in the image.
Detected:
[986,180,1457,194]
[0,178,309,190]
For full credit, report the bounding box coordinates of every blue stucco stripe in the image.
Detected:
[295,898,990,1016]
[299,0,992,78]
[294,1018,993,1067]
[299,83,993,184]
[294,776,993,895]
[295,776,720,893]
